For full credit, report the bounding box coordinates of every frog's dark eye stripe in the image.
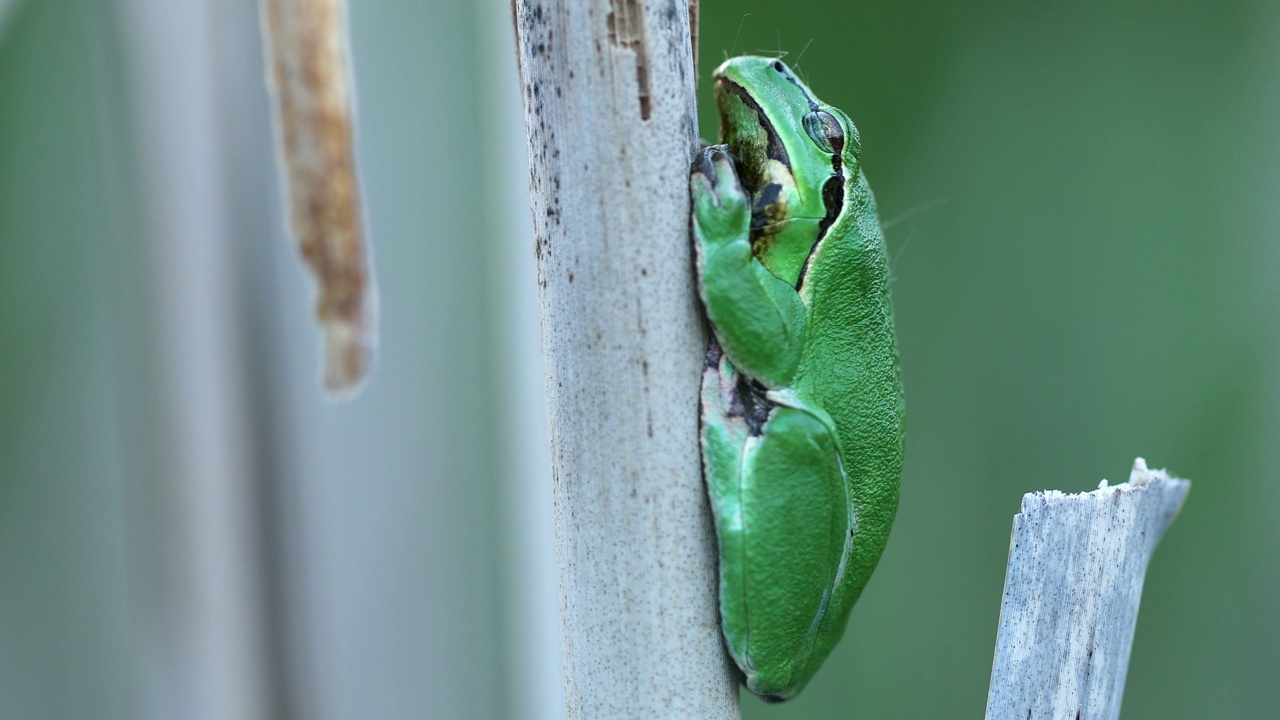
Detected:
[818,175,844,236]
[771,59,820,111]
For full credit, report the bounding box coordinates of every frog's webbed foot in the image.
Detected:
[691,145,750,255]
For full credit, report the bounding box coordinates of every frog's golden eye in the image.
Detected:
[802,110,844,154]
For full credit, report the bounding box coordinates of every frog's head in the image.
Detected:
[712,56,861,286]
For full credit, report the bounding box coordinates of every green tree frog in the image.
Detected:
[691,56,904,700]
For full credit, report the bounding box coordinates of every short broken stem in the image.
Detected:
[985,458,1190,720]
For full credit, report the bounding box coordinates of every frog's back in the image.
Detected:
[795,165,904,654]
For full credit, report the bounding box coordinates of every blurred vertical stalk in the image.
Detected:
[115,3,278,719]
[481,0,566,718]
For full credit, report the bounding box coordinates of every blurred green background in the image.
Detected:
[1,0,1277,718]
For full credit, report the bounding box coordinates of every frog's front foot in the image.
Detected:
[691,145,750,252]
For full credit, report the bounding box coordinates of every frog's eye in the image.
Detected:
[802,110,845,154]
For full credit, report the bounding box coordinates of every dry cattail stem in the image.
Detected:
[261,0,375,395]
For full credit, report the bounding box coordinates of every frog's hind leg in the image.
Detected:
[701,346,851,699]
[700,341,753,675]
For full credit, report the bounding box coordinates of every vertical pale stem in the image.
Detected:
[511,0,740,716]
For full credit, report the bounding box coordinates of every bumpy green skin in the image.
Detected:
[692,57,904,700]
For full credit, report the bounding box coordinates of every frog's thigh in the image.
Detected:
[736,405,848,693]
